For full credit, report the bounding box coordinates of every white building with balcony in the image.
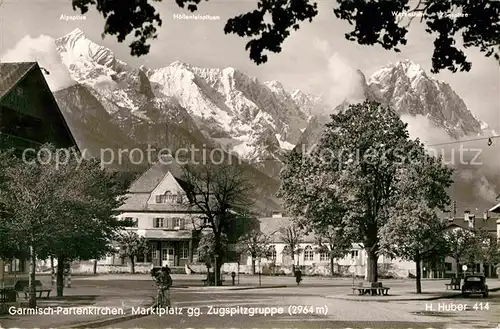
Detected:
[101,156,204,270]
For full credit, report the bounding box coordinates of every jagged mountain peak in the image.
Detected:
[56,29,117,69]
[291,89,328,117]
[168,60,191,69]
[264,80,285,90]
[65,28,85,39]
[367,60,489,138]
[53,29,493,190]
[369,59,426,84]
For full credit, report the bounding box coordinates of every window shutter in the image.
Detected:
[165,218,171,229]
[179,218,185,230]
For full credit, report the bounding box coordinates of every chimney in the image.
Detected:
[464,210,470,221]
[484,210,489,220]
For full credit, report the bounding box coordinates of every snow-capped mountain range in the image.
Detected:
[50,28,498,212]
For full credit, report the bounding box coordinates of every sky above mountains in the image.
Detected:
[0,0,498,132]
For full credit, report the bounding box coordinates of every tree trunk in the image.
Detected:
[93,259,97,275]
[291,254,295,272]
[130,257,135,274]
[28,246,36,308]
[415,255,422,294]
[56,258,65,297]
[251,257,256,275]
[215,260,223,286]
[366,248,378,282]
[214,231,223,286]
[455,258,460,278]
[330,257,335,276]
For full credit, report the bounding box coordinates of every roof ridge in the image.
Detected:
[0,62,37,100]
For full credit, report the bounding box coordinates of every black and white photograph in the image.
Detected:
[0,0,499,328]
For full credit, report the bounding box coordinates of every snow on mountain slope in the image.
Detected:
[53,29,495,195]
[299,60,494,148]
[56,29,153,119]
[367,60,492,139]
[145,60,309,164]
[291,89,329,117]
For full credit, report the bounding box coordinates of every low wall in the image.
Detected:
[63,261,414,277]
[73,262,151,274]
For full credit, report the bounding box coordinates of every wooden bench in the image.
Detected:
[445,277,461,290]
[352,282,366,295]
[352,282,390,296]
[14,280,52,299]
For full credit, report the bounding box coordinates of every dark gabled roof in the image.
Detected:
[0,62,78,150]
[0,62,37,100]
[445,217,497,232]
[489,203,500,213]
[128,154,185,193]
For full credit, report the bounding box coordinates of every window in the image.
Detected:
[148,243,156,262]
[351,250,359,258]
[124,217,138,227]
[304,246,314,261]
[268,246,276,262]
[173,218,181,228]
[162,248,169,261]
[155,191,183,203]
[320,251,329,262]
[445,262,452,271]
[181,242,189,259]
[153,217,164,228]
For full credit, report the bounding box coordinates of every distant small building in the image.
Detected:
[244,217,413,278]
[443,209,498,277]
[245,208,500,278]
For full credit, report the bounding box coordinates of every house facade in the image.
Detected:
[98,156,204,271]
[246,209,500,278]
[0,62,78,281]
[244,215,414,277]
[441,209,499,277]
